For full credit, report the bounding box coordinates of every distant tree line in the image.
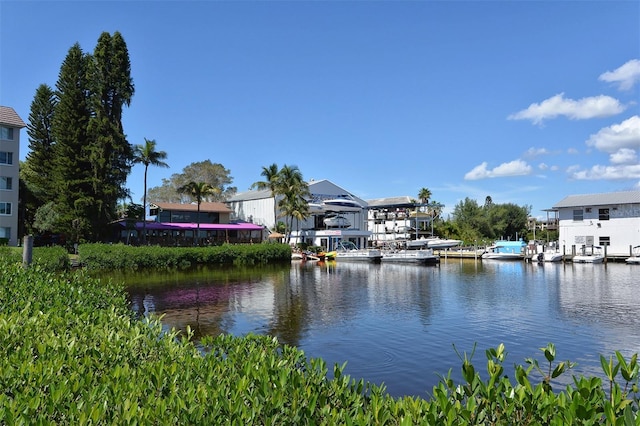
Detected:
[435,196,531,244]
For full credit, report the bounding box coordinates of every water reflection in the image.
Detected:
[121,261,640,397]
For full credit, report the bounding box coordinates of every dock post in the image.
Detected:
[22,235,33,268]
[604,245,607,263]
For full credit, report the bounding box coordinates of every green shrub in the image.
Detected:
[0,256,637,424]
[78,243,292,271]
[32,246,71,271]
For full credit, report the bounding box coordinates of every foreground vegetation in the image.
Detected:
[1,253,638,424]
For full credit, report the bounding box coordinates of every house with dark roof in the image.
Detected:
[552,190,640,259]
[113,202,264,245]
[0,106,26,246]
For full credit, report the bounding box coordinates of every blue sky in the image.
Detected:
[1,1,638,219]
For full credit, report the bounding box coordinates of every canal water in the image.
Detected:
[123,260,640,398]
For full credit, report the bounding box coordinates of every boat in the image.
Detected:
[406,236,462,249]
[323,215,351,228]
[395,225,414,233]
[307,202,326,213]
[323,251,337,260]
[409,211,431,218]
[322,197,362,212]
[625,245,640,264]
[572,246,605,264]
[536,250,564,263]
[291,251,320,261]
[381,248,439,264]
[481,240,526,260]
[334,241,382,262]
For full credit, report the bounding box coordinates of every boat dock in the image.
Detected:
[434,245,631,263]
[433,247,486,259]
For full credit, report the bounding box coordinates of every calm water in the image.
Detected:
[123,260,640,398]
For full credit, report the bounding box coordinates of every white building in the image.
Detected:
[227,179,371,250]
[0,106,26,247]
[553,191,640,258]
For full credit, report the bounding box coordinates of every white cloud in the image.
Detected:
[586,115,640,152]
[567,148,579,155]
[538,163,548,170]
[571,164,640,180]
[464,160,532,180]
[599,59,640,91]
[507,93,625,124]
[524,147,549,157]
[609,148,637,165]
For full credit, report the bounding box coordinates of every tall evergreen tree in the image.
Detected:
[87,31,135,239]
[24,84,57,203]
[51,43,93,241]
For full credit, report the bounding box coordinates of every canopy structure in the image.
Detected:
[113,220,265,245]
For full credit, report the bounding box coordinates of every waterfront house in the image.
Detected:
[114,202,264,245]
[0,106,26,246]
[227,179,371,250]
[553,190,640,259]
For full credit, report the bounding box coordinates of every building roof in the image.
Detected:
[553,190,640,208]
[115,220,263,231]
[151,202,232,213]
[227,179,366,205]
[227,188,272,202]
[0,106,26,128]
[366,196,415,208]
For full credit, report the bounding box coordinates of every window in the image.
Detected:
[0,227,10,239]
[585,207,592,213]
[0,127,14,140]
[0,177,12,190]
[599,208,610,221]
[599,236,610,246]
[0,151,13,165]
[572,209,583,221]
[0,202,11,215]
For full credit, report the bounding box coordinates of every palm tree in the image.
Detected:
[276,165,309,243]
[177,181,219,245]
[418,187,432,205]
[132,138,169,244]
[251,163,280,229]
[484,196,493,209]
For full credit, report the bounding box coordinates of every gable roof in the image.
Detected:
[553,191,640,208]
[0,106,26,128]
[227,179,367,205]
[151,202,232,213]
[227,188,272,202]
[367,196,415,208]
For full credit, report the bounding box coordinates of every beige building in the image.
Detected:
[0,106,26,246]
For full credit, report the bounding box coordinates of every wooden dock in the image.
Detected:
[433,248,485,260]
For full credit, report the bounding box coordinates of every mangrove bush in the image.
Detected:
[0,257,638,424]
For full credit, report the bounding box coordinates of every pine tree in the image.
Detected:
[87,31,135,239]
[24,84,57,203]
[51,43,93,241]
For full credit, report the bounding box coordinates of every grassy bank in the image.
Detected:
[78,242,292,270]
[0,255,638,423]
